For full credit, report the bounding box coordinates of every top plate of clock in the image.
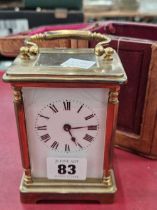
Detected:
[3,48,127,84]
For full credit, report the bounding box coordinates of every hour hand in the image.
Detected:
[70,134,77,146]
[63,124,77,145]
[71,136,83,148]
[63,124,83,148]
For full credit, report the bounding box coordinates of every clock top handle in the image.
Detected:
[20,30,112,60]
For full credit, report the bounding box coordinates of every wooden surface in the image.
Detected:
[115,42,157,158]
[140,43,157,157]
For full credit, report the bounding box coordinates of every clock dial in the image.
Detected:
[23,87,108,178]
[35,99,99,153]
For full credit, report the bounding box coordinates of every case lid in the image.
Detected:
[3,48,127,84]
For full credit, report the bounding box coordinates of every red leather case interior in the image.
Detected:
[105,21,157,41]
[110,38,152,134]
[103,21,157,158]
[89,21,153,135]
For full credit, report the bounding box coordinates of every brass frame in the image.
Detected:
[3,30,127,203]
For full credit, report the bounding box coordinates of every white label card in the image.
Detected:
[47,157,87,180]
[61,58,95,69]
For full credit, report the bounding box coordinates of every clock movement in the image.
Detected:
[3,30,127,203]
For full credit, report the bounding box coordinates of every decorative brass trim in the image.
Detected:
[103,47,114,61]
[13,87,22,103]
[21,170,116,191]
[109,91,119,104]
[24,171,32,184]
[24,169,31,176]
[95,46,114,62]
[95,44,105,56]
[102,175,112,187]
[24,176,32,184]
[20,45,39,59]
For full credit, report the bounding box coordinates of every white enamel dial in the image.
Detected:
[23,88,109,178]
[35,99,99,153]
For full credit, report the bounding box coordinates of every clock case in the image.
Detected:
[3,30,127,203]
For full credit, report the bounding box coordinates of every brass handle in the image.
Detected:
[20,30,112,59]
[26,29,111,43]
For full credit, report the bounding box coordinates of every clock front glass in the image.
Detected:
[23,88,109,179]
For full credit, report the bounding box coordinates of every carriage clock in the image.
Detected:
[3,30,127,203]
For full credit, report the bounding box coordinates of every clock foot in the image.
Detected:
[20,169,117,204]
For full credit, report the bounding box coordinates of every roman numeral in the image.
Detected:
[85,114,95,120]
[88,125,98,130]
[83,134,94,142]
[36,125,47,130]
[63,100,71,110]
[77,104,84,113]
[38,114,50,120]
[49,104,58,113]
[51,141,59,150]
[65,144,70,152]
[40,134,51,142]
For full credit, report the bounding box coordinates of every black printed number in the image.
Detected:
[68,164,76,175]
[58,164,66,174]
[58,164,76,175]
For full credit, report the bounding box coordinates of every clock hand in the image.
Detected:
[68,133,83,149]
[71,125,98,129]
[63,124,77,145]
[71,126,87,129]
[68,130,77,146]
[63,124,83,148]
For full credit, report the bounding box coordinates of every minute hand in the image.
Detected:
[71,125,97,129]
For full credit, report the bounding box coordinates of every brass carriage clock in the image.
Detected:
[3,30,127,203]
